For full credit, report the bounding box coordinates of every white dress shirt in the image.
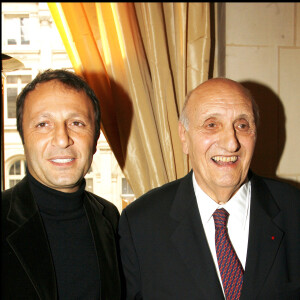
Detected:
[192,172,251,294]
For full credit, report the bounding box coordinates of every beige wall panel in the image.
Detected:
[277,48,300,177]
[226,3,294,46]
[226,46,277,91]
[226,46,284,180]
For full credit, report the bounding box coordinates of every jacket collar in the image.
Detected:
[7,176,39,226]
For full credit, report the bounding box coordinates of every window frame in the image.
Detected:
[3,70,33,128]
[5,156,27,189]
[2,14,31,48]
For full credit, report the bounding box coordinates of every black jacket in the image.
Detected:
[119,171,300,299]
[1,176,123,300]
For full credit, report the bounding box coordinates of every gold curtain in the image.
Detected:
[48,2,211,197]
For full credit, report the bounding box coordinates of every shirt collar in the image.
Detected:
[193,172,251,229]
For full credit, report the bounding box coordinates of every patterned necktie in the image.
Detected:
[213,208,244,300]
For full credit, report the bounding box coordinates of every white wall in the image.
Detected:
[225,3,300,187]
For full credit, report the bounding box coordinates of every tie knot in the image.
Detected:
[213,208,229,228]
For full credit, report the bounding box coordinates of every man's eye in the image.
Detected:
[237,123,249,129]
[37,122,47,127]
[72,121,84,126]
[207,123,216,128]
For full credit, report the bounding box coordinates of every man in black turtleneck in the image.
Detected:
[1,69,123,299]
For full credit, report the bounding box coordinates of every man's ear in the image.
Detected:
[178,121,189,155]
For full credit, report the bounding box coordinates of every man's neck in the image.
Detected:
[194,177,246,204]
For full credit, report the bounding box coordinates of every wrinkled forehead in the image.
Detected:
[187,80,254,116]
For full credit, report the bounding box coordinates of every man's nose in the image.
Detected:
[218,126,240,152]
[51,124,73,148]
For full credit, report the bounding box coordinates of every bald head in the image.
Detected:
[180,78,259,130]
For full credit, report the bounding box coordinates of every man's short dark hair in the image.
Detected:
[16,69,101,145]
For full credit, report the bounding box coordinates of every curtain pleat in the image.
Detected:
[48,2,211,198]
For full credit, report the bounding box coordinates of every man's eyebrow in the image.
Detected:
[236,114,252,120]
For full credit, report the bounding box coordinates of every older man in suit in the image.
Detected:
[1,69,122,299]
[118,78,300,299]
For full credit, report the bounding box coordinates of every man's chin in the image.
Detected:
[213,175,244,191]
[46,178,82,193]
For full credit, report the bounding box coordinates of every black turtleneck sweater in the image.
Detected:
[28,173,100,299]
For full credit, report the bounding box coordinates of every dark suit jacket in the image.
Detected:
[1,176,122,300]
[118,171,300,300]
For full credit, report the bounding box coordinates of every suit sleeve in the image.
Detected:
[118,209,143,300]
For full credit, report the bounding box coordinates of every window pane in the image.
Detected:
[15,160,21,174]
[7,75,18,84]
[9,160,21,175]
[21,39,30,45]
[22,160,28,173]
[5,17,30,46]
[8,39,17,45]
[9,179,21,188]
[6,18,20,45]
[9,180,15,187]
[7,88,17,118]
[21,17,30,45]
[122,178,133,194]
[21,75,32,83]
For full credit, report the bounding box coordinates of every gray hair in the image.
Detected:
[179,90,193,130]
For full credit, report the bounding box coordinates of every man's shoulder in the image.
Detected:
[2,186,13,201]
[1,188,13,219]
[1,177,29,210]
[1,179,32,236]
[257,175,299,194]
[2,176,27,197]
[253,174,300,205]
[123,172,191,216]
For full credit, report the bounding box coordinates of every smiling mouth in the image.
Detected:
[50,158,75,163]
[211,156,238,164]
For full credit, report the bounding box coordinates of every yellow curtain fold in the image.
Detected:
[48,2,211,198]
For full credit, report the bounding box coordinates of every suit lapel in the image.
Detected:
[169,172,224,299]
[6,177,57,300]
[241,174,284,299]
